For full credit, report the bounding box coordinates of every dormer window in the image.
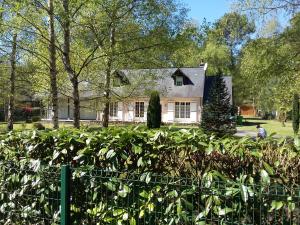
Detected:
[172,68,194,86]
[175,76,183,86]
[112,77,121,87]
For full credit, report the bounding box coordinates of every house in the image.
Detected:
[45,64,232,124]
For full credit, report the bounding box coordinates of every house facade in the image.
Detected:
[45,64,232,124]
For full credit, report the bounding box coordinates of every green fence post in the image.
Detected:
[61,165,70,225]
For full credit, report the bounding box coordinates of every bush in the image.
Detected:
[201,73,236,136]
[32,116,41,122]
[147,91,161,128]
[0,127,299,184]
[33,122,45,130]
[0,128,300,224]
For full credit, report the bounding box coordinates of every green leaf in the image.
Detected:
[106,149,116,159]
[260,169,270,184]
[104,182,116,191]
[269,201,284,212]
[263,162,274,175]
[132,145,142,154]
[130,217,136,225]
[241,185,248,202]
[113,209,124,217]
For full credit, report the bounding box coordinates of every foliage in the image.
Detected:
[201,74,235,136]
[293,94,300,135]
[239,13,300,113]
[0,127,300,223]
[147,91,161,129]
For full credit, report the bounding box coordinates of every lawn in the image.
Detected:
[0,118,294,137]
[237,117,294,137]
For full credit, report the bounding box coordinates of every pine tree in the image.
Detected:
[200,73,235,136]
[147,91,161,129]
[292,93,299,135]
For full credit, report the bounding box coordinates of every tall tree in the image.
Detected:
[147,91,161,129]
[48,0,59,129]
[213,12,255,73]
[7,33,17,131]
[293,93,299,135]
[83,0,187,127]
[200,72,235,136]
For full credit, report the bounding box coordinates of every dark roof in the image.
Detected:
[117,67,206,98]
[203,76,233,103]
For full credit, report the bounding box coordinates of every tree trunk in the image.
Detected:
[48,0,59,129]
[7,33,17,131]
[102,68,111,128]
[102,24,116,128]
[71,78,80,128]
[62,0,80,128]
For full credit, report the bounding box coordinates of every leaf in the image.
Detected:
[130,217,136,225]
[251,151,263,158]
[122,212,129,221]
[263,162,274,175]
[52,150,60,160]
[241,185,248,202]
[132,145,142,154]
[104,182,116,191]
[137,157,144,167]
[260,169,270,184]
[139,209,144,218]
[148,203,154,212]
[269,201,284,212]
[206,144,214,155]
[113,209,124,217]
[106,149,116,159]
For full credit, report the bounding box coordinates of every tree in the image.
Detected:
[233,0,300,16]
[239,13,300,119]
[200,72,235,136]
[7,33,17,131]
[82,0,188,128]
[48,0,59,129]
[147,91,161,129]
[293,93,299,135]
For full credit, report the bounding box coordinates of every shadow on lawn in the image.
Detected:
[240,117,267,127]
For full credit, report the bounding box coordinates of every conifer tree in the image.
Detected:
[147,91,161,128]
[200,72,235,136]
[293,93,299,135]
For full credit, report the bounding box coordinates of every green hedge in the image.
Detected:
[0,127,300,224]
[0,127,299,183]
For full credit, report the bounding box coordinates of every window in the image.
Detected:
[112,77,121,87]
[175,102,190,118]
[175,76,183,86]
[135,102,144,118]
[109,102,118,117]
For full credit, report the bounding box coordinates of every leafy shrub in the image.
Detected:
[0,127,299,184]
[201,74,236,136]
[32,116,41,122]
[33,122,45,130]
[147,91,161,128]
[0,128,300,224]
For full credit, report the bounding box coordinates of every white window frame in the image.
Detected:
[109,102,118,117]
[175,76,183,86]
[175,102,190,118]
[135,102,144,118]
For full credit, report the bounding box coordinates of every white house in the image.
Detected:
[45,64,232,124]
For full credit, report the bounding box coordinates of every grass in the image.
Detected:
[0,118,294,137]
[0,121,73,133]
[237,117,294,137]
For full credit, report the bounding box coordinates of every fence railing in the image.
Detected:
[1,162,300,225]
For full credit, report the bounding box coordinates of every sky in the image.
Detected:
[182,0,290,29]
[182,0,231,24]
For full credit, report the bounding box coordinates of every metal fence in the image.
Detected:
[1,163,300,225]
